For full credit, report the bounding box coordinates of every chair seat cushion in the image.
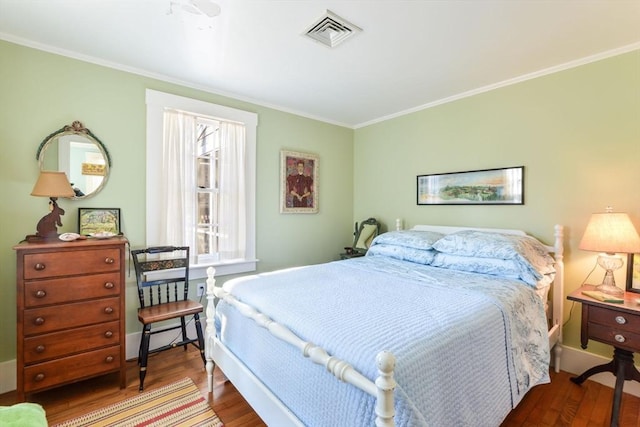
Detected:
[138,300,203,324]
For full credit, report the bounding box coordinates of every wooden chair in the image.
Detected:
[131,246,205,390]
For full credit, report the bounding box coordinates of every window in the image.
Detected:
[146,89,258,279]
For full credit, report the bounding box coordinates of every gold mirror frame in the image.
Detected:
[36,121,111,200]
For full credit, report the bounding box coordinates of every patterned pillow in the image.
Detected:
[366,243,437,265]
[431,253,546,287]
[370,230,445,250]
[431,230,556,284]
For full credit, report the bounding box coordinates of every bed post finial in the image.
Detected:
[375,351,396,427]
[552,225,564,373]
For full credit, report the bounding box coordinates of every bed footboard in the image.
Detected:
[205,267,397,427]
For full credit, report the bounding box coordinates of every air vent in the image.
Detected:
[304,10,362,48]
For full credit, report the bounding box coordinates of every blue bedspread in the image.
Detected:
[215,256,550,426]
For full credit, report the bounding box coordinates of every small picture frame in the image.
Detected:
[280,150,319,214]
[78,208,121,235]
[626,253,640,293]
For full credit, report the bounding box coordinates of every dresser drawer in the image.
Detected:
[24,273,120,307]
[23,345,121,393]
[23,321,120,364]
[23,248,120,280]
[589,306,640,332]
[23,297,120,336]
[588,322,640,351]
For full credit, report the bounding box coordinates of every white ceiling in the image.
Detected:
[1,1,639,128]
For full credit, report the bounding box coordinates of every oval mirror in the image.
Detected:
[36,121,111,200]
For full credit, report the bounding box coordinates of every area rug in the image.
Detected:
[52,377,224,427]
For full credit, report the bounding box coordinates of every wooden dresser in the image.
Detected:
[14,237,127,401]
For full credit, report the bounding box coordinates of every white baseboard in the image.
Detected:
[2,343,639,398]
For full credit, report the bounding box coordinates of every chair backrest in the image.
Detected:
[352,217,380,253]
[131,246,190,309]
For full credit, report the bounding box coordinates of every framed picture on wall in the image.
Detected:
[280,150,319,214]
[626,253,640,293]
[78,208,121,236]
[416,166,524,205]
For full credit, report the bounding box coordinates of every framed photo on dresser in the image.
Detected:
[78,207,121,236]
[626,253,640,293]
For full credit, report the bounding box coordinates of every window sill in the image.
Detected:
[190,258,258,279]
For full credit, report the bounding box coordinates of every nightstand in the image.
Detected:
[567,285,640,427]
[339,251,365,260]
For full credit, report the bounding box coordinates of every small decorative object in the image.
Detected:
[27,171,75,242]
[626,253,640,294]
[280,150,319,213]
[417,166,524,205]
[59,232,84,241]
[580,207,640,296]
[78,208,121,236]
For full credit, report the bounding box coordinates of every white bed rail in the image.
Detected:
[205,267,397,427]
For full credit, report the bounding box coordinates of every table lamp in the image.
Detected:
[29,171,75,241]
[579,209,640,296]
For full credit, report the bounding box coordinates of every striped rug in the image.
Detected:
[52,377,224,427]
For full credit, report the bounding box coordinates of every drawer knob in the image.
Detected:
[34,263,46,271]
[105,331,113,338]
[615,334,626,343]
[104,282,115,289]
[34,317,45,326]
[105,356,114,363]
[35,290,47,298]
[104,307,114,314]
[104,257,115,264]
[615,316,627,325]
[35,345,45,353]
[34,373,45,382]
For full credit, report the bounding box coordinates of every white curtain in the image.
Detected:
[160,110,197,250]
[218,121,246,260]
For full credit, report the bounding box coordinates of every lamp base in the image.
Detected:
[596,283,625,297]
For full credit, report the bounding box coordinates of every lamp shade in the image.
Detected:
[579,212,640,254]
[31,171,75,198]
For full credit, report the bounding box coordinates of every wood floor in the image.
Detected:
[2,346,640,426]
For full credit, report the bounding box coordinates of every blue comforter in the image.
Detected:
[216,256,550,426]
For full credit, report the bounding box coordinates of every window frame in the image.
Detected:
[146,89,258,279]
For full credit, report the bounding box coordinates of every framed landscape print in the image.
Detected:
[417,166,524,205]
[626,253,640,293]
[78,208,121,235]
[280,150,318,214]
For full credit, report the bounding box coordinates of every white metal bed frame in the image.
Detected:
[205,224,564,426]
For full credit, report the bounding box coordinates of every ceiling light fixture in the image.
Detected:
[304,10,362,48]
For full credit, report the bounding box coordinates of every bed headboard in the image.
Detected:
[411,224,526,236]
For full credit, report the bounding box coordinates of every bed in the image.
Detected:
[205,224,564,426]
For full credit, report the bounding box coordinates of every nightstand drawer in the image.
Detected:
[589,322,640,350]
[589,306,640,332]
[24,272,120,307]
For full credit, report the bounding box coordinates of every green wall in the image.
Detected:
[1,38,639,369]
[0,40,354,363]
[353,50,640,357]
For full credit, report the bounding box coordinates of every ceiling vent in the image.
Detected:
[304,10,362,48]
